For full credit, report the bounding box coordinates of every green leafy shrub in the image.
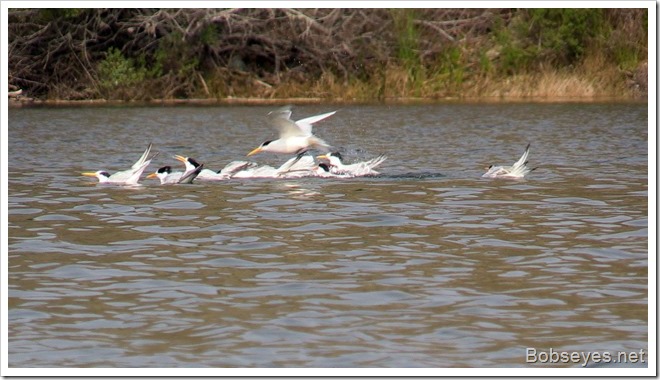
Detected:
[524,9,605,65]
[493,25,536,74]
[97,47,148,99]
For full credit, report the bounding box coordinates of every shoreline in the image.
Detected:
[8,95,646,108]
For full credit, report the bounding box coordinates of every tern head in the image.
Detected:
[247,140,273,156]
[175,155,201,171]
[147,166,172,179]
[328,152,343,162]
[82,171,111,182]
[316,151,344,167]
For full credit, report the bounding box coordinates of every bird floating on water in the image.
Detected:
[482,144,536,178]
[233,154,319,179]
[147,155,204,184]
[82,143,158,185]
[247,106,336,156]
[316,152,387,177]
[194,160,259,181]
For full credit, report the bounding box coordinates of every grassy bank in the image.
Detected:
[8,8,648,103]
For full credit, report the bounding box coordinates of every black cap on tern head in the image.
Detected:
[157,166,172,174]
[330,152,343,161]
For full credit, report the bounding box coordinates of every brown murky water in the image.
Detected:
[8,103,648,368]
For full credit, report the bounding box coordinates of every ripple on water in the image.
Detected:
[8,104,648,368]
[33,214,81,221]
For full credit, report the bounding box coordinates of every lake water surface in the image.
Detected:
[7,103,649,369]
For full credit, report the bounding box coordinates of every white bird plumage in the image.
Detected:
[232,154,318,179]
[482,144,536,178]
[82,143,158,185]
[247,107,336,156]
[193,160,258,181]
[147,155,204,184]
[316,152,387,177]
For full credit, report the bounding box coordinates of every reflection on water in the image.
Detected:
[8,103,648,368]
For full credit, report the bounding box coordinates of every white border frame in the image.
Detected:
[2,1,656,377]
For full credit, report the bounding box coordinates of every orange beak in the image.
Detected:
[247,147,262,157]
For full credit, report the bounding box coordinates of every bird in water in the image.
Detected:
[482,144,536,178]
[82,143,158,185]
[316,152,387,177]
[176,152,320,179]
[193,160,259,181]
[247,106,336,156]
[232,154,318,179]
[147,155,204,184]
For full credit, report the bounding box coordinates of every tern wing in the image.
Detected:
[268,105,293,121]
[365,154,387,170]
[276,154,315,174]
[221,160,257,175]
[511,144,530,169]
[116,159,152,185]
[296,111,337,135]
[272,116,306,138]
[509,144,531,176]
[131,143,153,170]
[276,155,304,174]
[250,165,278,178]
[308,135,332,152]
[178,163,204,184]
[288,154,316,171]
[107,169,136,183]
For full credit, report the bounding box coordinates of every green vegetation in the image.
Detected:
[8,8,648,102]
[525,9,605,65]
[97,48,148,99]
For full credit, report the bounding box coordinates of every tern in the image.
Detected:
[147,155,204,184]
[232,154,318,178]
[193,160,259,181]
[316,152,387,177]
[247,107,336,156]
[482,144,536,178]
[313,162,354,178]
[82,143,158,185]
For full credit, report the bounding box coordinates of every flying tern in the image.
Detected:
[247,107,336,156]
[82,143,158,185]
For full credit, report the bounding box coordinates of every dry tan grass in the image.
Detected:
[477,72,597,99]
[201,48,641,102]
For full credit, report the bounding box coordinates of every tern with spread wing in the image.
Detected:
[247,107,336,156]
[232,154,318,179]
[190,160,258,181]
[82,143,158,185]
[316,152,387,177]
[482,144,536,178]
